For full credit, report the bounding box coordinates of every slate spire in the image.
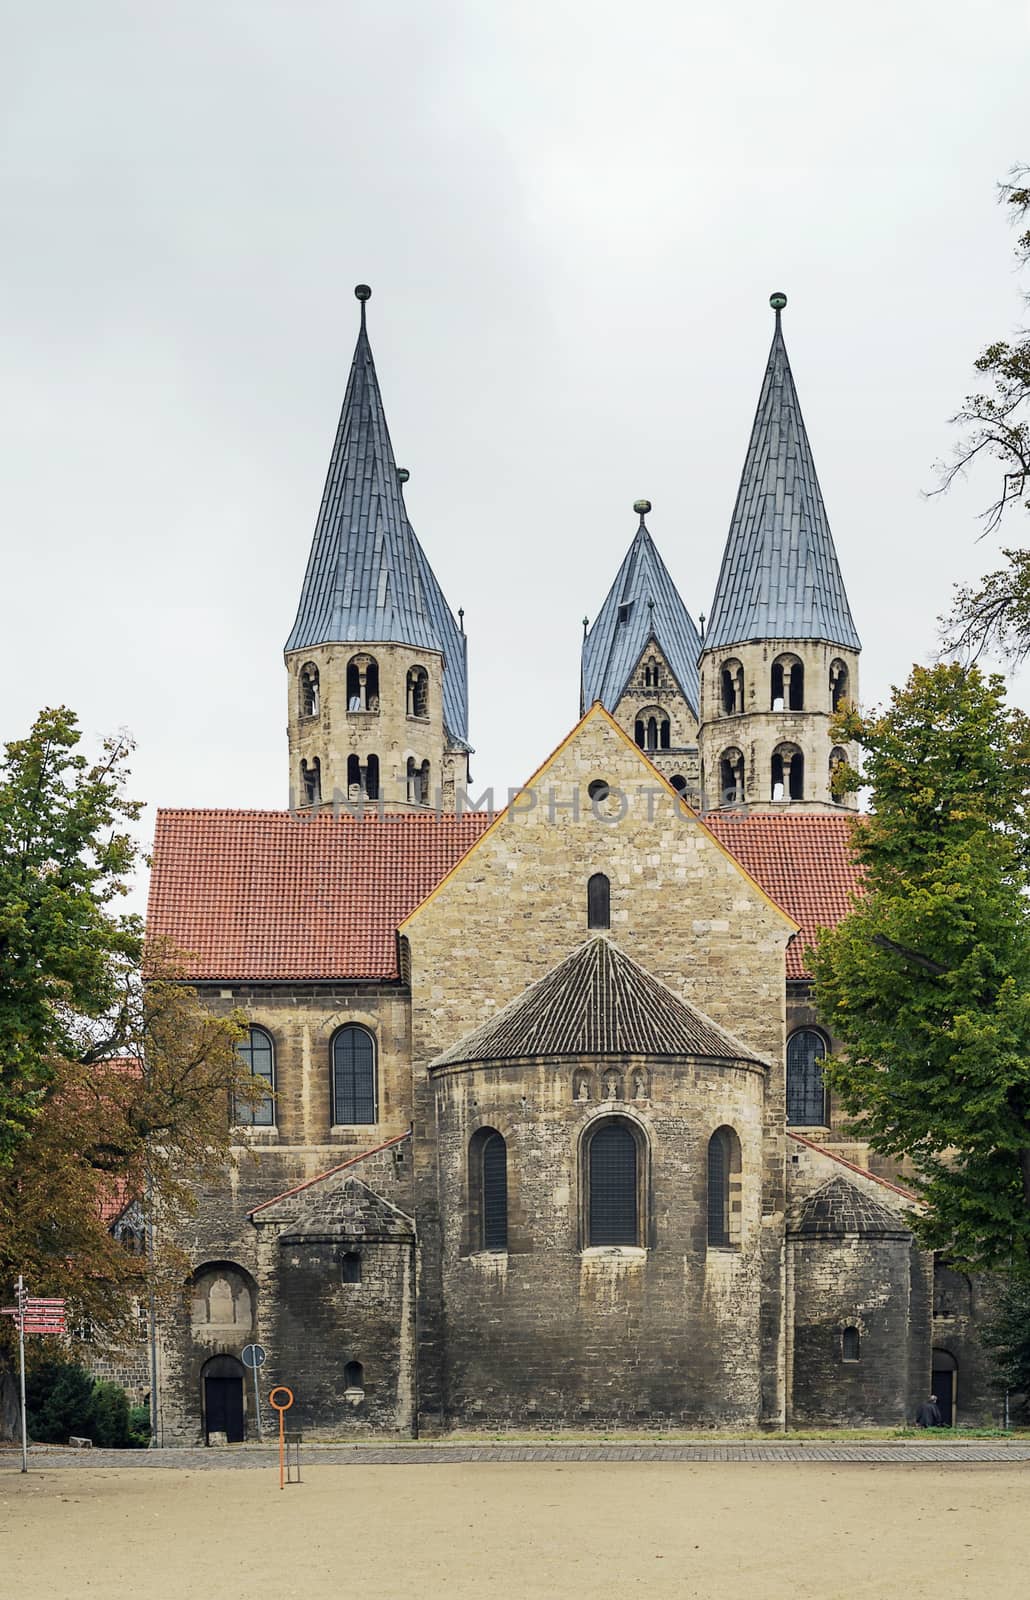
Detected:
[581,502,703,716]
[285,285,469,742]
[704,295,861,653]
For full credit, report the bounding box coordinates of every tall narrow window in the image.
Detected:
[481,1132,508,1250]
[366,754,380,800]
[344,1360,364,1391]
[772,654,803,711]
[772,745,804,802]
[842,1326,860,1361]
[299,663,319,718]
[346,655,379,712]
[407,666,429,718]
[301,757,321,807]
[332,1026,377,1124]
[587,1120,639,1246]
[587,872,611,930]
[341,1251,362,1284]
[235,1026,275,1126]
[786,1029,827,1125]
[707,1126,742,1247]
[721,660,744,715]
[830,659,849,712]
[707,1130,729,1246]
[719,748,744,805]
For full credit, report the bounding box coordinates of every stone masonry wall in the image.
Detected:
[402,707,793,1429]
[697,638,860,812]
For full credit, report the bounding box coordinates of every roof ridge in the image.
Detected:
[787,1132,918,1201]
[248,1129,412,1215]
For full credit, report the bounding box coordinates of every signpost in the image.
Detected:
[1,1277,67,1473]
[268,1386,294,1490]
[241,1342,266,1442]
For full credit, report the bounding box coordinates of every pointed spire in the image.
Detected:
[704,294,861,653]
[285,285,469,741]
[582,502,703,716]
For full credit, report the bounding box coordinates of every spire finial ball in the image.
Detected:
[354,284,372,302]
[397,467,410,483]
[633,499,652,516]
[770,292,787,312]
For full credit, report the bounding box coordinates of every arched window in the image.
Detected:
[670,774,687,794]
[468,1127,508,1251]
[585,1119,641,1247]
[719,747,745,805]
[772,744,804,802]
[829,746,849,798]
[344,1360,364,1392]
[707,1126,742,1247]
[346,654,379,712]
[299,663,320,718]
[842,1326,860,1362]
[720,659,744,715]
[365,754,380,801]
[786,1029,827,1125]
[235,1025,275,1126]
[331,1026,377,1125]
[405,757,430,805]
[830,659,849,712]
[771,654,804,711]
[406,666,429,718]
[341,1251,362,1284]
[347,754,379,800]
[635,707,671,752]
[643,656,661,690]
[301,757,321,807]
[587,872,611,930]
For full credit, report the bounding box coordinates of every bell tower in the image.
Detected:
[698,294,860,813]
[284,286,471,813]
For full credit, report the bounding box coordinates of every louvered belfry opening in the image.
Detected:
[588,1121,639,1246]
[481,1132,508,1250]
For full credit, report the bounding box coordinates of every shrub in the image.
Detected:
[25,1357,96,1444]
[91,1380,132,1448]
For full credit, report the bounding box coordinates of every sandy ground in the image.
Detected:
[2,1461,1027,1600]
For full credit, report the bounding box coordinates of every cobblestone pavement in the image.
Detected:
[5,1440,1030,1469]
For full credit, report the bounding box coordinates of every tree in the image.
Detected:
[811,664,1030,1276]
[979,1277,1030,1418]
[938,170,1030,664]
[0,708,263,1440]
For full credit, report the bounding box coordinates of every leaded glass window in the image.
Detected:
[235,1026,275,1126]
[588,1121,638,1246]
[481,1132,508,1251]
[332,1026,376,1125]
[786,1029,827,1125]
[707,1130,729,1246]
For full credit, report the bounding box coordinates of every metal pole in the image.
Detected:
[17,1275,27,1474]
[251,1361,262,1442]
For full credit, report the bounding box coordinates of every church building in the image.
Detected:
[146,288,986,1442]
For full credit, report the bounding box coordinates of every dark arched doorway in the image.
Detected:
[202,1355,246,1444]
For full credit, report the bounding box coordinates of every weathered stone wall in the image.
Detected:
[403,707,793,1429]
[611,640,701,808]
[196,982,412,1149]
[788,1233,928,1426]
[932,1264,1004,1426]
[286,640,469,813]
[697,638,860,812]
[433,1051,765,1426]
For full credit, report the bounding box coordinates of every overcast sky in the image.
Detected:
[2,1,1028,906]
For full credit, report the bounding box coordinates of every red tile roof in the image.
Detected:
[147,807,862,984]
[704,811,863,979]
[147,809,492,982]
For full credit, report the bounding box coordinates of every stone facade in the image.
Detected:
[697,638,860,812]
[286,640,469,815]
[612,639,701,807]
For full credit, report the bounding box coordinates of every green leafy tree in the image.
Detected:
[812,664,1030,1275]
[938,170,1030,663]
[24,1355,96,1444]
[980,1278,1030,1418]
[0,708,264,1440]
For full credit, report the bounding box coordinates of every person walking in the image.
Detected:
[915,1394,942,1427]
